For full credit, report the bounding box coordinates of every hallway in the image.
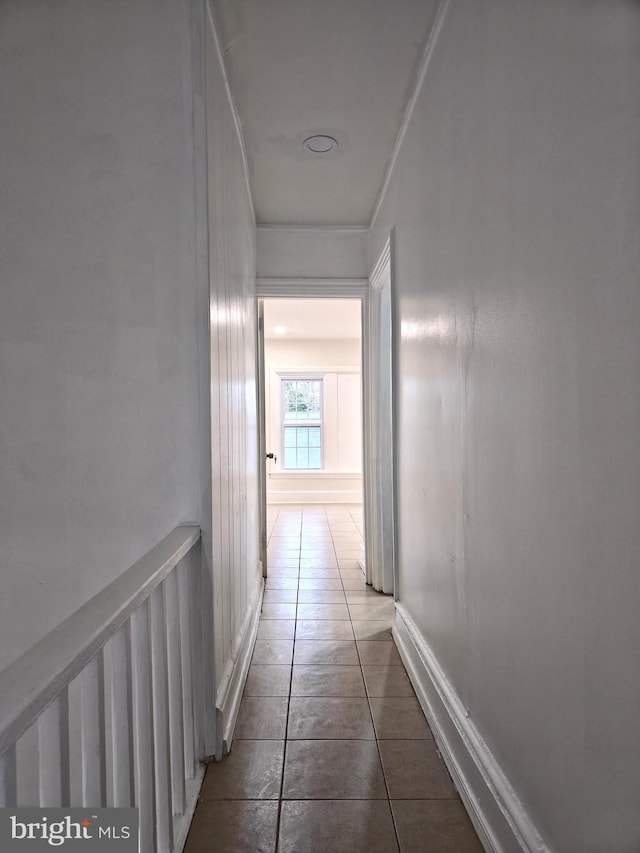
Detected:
[185,505,482,852]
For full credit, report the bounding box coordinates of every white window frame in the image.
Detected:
[269,365,361,477]
[280,375,325,470]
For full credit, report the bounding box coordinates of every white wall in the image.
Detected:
[0,0,261,760]
[265,339,362,503]
[371,1,640,849]
[0,0,209,673]
[204,4,261,738]
[257,226,368,280]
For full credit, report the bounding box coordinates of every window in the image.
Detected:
[282,378,322,469]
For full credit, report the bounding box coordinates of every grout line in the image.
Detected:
[273,528,298,852]
[354,607,402,853]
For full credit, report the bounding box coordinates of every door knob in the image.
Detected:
[266,452,277,463]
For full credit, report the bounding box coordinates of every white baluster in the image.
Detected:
[189,543,207,758]
[0,745,17,806]
[109,624,135,807]
[38,690,70,806]
[80,652,107,806]
[164,570,186,815]
[149,585,172,853]
[177,557,196,777]
[131,604,155,853]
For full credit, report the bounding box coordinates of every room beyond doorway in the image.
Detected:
[262,298,363,508]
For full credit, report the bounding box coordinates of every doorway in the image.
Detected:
[257,297,364,574]
[262,298,363,503]
[256,263,395,597]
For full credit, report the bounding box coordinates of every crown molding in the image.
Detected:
[369,0,451,229]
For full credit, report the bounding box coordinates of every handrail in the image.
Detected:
[0,524,200,756]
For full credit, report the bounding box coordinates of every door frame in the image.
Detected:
[256,269,396,594]
[364,238,396,594]
[256,298,268,577]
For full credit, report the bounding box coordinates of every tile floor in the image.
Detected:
[185,504,483,852]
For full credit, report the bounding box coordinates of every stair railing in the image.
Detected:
[0,525,206,853]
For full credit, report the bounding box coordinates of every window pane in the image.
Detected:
[281,378,323,469]
[309,448,321,468]
[284,448,297,468]
[282,379,321,424]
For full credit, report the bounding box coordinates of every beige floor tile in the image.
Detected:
[293,639,359,665]
[338,559,362,569]
[283,740,387,799]
[266,561,300,570]
[345,589,381,603]
[297,588,346,604]
[200,740,284,800]
[341,569,369,592]
[352,620,393,640]
[299,560,339,570]
[244,665,291,697]
[263,588,298,603]
[300,546,335,555]
[298,567,340,578]
[288,697,375,739]
[391,799,483,852]
[267,551,300,560]
[260,602,297,620]
[378,740,456,799]
[279,800,399,853]
[296,602,350,620]
[340,570,367,583]
[251,639,294,665]
[265,577,298,590]
[295,620,354,640]
[363,665,415,697]
[349,601,395,621]
[357,641,403,666]
[235,696,288,739]
[298,577,343,590]
[291,664,366,697]
[265,566,299,578]
[185,801,278,853]
[369,698,432,739]
[257,619,296,640]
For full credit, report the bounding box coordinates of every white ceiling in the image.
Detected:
[263,298,361,339]
[212,0,440,225]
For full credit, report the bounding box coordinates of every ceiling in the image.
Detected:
[263,299,361,339]
[212,0,440,226]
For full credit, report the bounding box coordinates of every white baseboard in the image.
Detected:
[173,769,206,853]
[215,573,264,757]
[393,604,550,853]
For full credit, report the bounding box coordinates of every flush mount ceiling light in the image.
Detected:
[303,134,338,154]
